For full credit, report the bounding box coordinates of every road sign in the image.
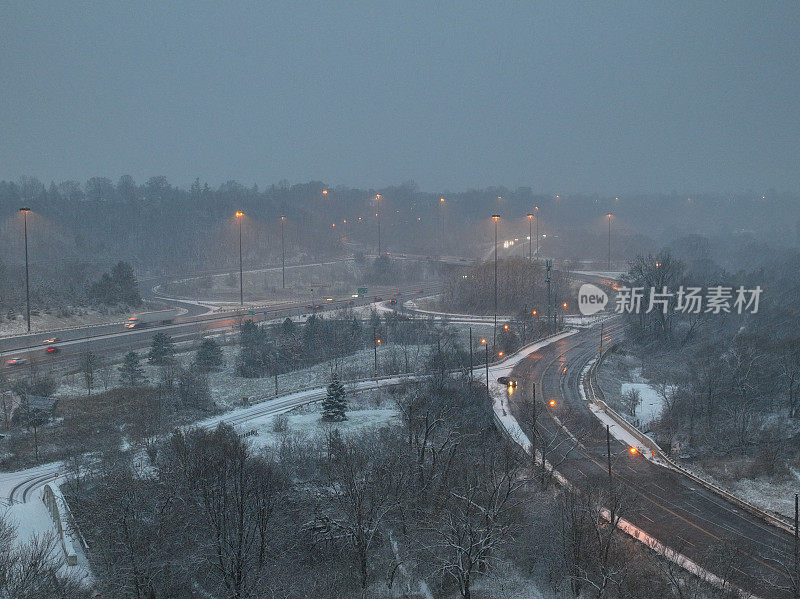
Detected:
[357,287,368,295]
[248,310,255,315]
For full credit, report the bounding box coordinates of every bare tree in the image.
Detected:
[415,440,528,599]
[79,351,99,396]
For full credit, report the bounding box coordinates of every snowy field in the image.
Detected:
[240,390,401,450]
[53,318,498,407]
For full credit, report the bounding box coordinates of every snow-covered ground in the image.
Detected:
[242,400,400,450]
[676,459,800,522]
[620,381,664,428]
[0,463,93,584]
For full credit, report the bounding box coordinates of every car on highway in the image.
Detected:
[374,296,383,302]
[45,346,59,354]
[43,337,59,344]
[497,376,517,388]
[4,358,27,367]
[389,299,397,305]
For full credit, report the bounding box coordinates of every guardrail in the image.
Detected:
[584,347,796,535]
[42,483,78,566]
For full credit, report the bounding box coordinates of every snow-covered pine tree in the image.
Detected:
[322,373,347,421]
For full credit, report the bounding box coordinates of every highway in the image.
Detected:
[0,280,443,376]
[507,320,793,598]
[1,261,793,596]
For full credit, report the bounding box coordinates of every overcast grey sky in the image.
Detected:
[2,2,798,194]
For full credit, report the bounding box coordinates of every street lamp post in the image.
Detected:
[235,211,244,306]
[492,215,500,349]
[19,208,31,332]
[439,197,446,257]
[374,194,382,255]
[527,213,533,261]
[280,216,286,289]
[377,213,381,255]
[607,213,612,271]
[373,330,381,377]
[535,206,540,255]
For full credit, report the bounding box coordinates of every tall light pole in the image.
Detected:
[373,330,381,377]
[527,213,533,260]
[19,208,31,332]
[439,197,446,257]
[376,212,381,255]
[535,205,540,255]
[607,213,612,271]
[280,216,286,289]
[235,211,244,306]
[492,215,500,350]
[375,194,382,255]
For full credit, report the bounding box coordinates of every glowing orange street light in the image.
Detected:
[481,338,487,344]
[503,324,509,330]
[532,310,538,316]
[376,339,381,344]
[549,400,556,407]
[234,210,245,305]
[629,446,639,455]
[562,302,568,309]
[331,223,336,228]
[322,189,328,195]
[440,197,446,203]
[498,351,504,357]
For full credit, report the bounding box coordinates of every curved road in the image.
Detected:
[507,320,792,598]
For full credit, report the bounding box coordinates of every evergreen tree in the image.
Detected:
[280,317,296,337]
[148,332,175,365]
[178,367,212,409]
[236,320,267,377]
[118,351,146,386]
[89,261,142,306]
[321,373,347,421]
[194,338,224,372]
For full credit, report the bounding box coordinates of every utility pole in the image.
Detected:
[19,208,31,332]
[546,259,552,334]
[607,424,614,522]
[468,327,474,389]
[607,213,612,271]
[531,382,537,459]
[795,493,798,598]
[481,339,489,400]
[535,206,540,256]
[599,321,604,356]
